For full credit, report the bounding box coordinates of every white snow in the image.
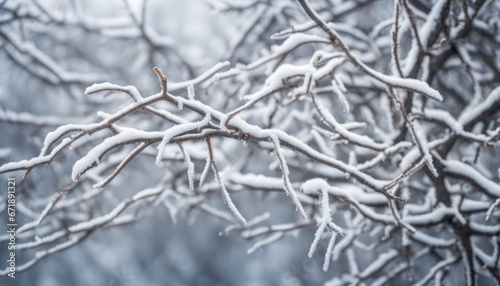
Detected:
[314,97,390,151]
[323,233,337,271]
[247,232,284,254]
[358,249,398,279]
[270,135,308,219]
[72,129,163,181]
[199,155,211,187]
[486,198,500,221]
[443,160,500,197]
[178,144,195,191]
[459,86,500,126]
[169,61,230,91]
[156,114,211,166]
[229,172,285,189]
[85,82,142,101]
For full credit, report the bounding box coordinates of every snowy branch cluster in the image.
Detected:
[1,0,500,284]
